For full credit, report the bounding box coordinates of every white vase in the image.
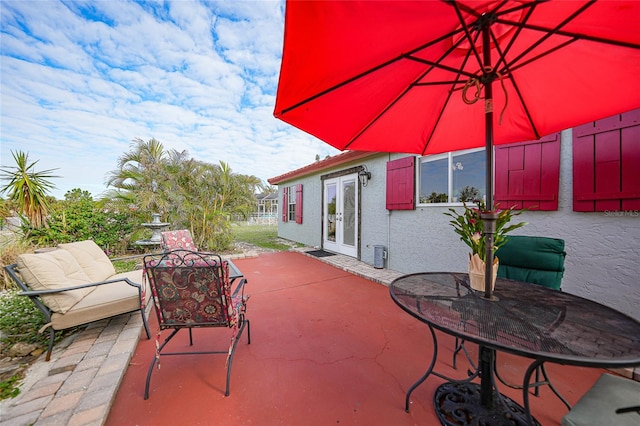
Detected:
[468,253,498,292]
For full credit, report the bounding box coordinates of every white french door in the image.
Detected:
[323,174,358,257]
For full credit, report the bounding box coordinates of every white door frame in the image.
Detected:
[323,174,358,257]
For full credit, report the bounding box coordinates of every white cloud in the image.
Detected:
[1,0,339,199]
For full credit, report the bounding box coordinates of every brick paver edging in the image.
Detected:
[0,251,259,426]
[0,312,144,426]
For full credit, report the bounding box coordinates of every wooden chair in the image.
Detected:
[142,249,250,399]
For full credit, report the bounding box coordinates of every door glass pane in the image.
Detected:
[342,180,356,246]
[326,183,337,243]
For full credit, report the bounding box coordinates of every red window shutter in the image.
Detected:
[386,157,415,210]
[573,127,595,212]
[622,123,640,211]
[295,184,303,224]
[282,187,288,222]
[573,109,640,212]
[494,133,560,211]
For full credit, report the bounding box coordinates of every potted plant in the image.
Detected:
[444,200,527,291]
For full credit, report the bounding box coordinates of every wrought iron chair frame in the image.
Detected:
[143,249,250,399]
[4,262,151,361]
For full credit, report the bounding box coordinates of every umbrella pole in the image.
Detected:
[479,19,500,412]
[481,20,497,303]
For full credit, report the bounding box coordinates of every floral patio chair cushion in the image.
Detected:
[161,230,198,252]
[150,264,228,326]
[145,256,245,328]
[144,255,248,365]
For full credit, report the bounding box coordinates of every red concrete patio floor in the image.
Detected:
[107,251,606,426]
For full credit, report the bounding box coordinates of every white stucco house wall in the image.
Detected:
[268,111,640,321]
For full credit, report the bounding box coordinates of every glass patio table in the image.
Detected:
[389,272,640,426]
[227,259,244,281]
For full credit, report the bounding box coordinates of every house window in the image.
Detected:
[287,185,296,221]
[418,148,485,204]
[282,184,303,224]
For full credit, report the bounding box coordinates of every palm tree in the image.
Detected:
[0,150,59,229]
[103,139,269,251]
[104,138,169,216]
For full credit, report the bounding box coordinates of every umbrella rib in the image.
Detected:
[502,72,540,140]
[494,1,601,74]
[385,24,475,81]
[421,48,477,156]
[450,0,548,19]
[404,26,466,59]
[404,18,483,83]
[450,0,485,72]
[277,26,467,117]
[342,65,443,151]
[343,28,478,151]
[406,4,505,86]
[446,0,543,74]
[403,56,477,81]
[489,0,626,140]
[507,38,576,74]
[487,2,597,140]
[489,2,539,77]
[497,0,640,52]
[503,19,640,51]
[485,7,541,139]
[414,81,469,87]
[276,56,403,116]
[342,88,415,151]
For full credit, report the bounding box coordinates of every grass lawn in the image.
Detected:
[231,223,298,251]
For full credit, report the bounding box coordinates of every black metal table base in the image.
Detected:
[434,382,540,426]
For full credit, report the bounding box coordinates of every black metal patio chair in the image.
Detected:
[142,249,250,399]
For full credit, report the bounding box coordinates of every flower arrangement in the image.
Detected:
[444,200,527,262]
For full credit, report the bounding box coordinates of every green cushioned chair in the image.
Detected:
[454,235,569,405]
[497,235,566,290]
[496,235,568,401]
[562,373,640,426]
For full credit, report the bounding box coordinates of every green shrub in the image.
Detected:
[0,290,75,351]
[0,373,21,400]
[0,239,31,291]
[20,193,136,253]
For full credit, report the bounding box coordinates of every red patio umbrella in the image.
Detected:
[273,0,640,300]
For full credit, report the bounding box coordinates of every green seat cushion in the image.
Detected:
[562,373,640,426]
[496,236,566,290]
[498,265,564,290]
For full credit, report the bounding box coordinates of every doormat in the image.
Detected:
[306,250,336,258]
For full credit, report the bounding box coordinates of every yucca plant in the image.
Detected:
[0,151,59,229]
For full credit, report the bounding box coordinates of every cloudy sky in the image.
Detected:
[0,0,339,199]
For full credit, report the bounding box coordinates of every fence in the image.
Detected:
[232,213,277,226]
